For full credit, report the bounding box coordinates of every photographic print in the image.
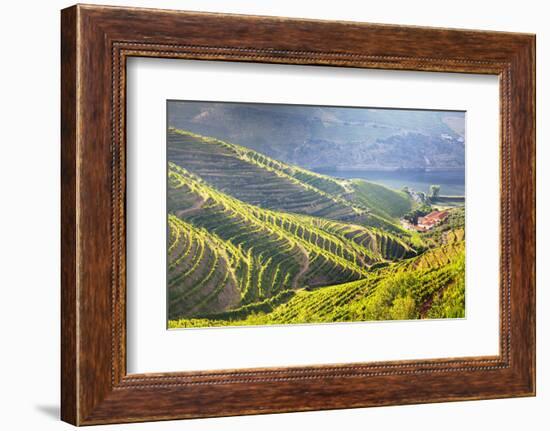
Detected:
[167,101,465,329]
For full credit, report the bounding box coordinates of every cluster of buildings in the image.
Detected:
[402,210,449,232]
[417,210,449,231]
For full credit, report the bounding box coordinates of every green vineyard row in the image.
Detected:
[169,229,465,327]
[167,162,416,319]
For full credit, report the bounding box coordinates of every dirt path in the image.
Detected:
[292,242,310,289]
[175,197,204,218]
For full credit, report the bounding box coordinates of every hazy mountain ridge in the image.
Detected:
[168,101,465,170]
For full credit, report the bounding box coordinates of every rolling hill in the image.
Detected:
[168,128,413,230]
[166,128,465,326]
[168,162,415,319]
[169,229,465,327]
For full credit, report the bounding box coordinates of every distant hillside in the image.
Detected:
[350,180,412,220]
[168,101,465,171]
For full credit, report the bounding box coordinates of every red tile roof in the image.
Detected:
[418,210,449,227]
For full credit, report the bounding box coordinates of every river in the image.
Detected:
[313,168,465,196]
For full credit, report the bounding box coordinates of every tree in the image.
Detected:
[403,205,431,224]
[417,191,427,204]
[430,184,441,199]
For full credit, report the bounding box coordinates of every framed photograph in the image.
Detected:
[61,4,535,425]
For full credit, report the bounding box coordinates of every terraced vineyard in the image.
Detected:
[170,229,465,327]
[350,180,412,220]
[168,215,241,318]
[168,163,414,319]
[168,128,413,224]
[166,128,465,327]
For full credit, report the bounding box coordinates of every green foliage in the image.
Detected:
[204,289,297,321]
[430,184,441,198]
[166,128,464,327]
[169,232,465,327]
[390,296,417,320]
[349,274,420,321]
[403,205,432,224]
[167,215,245,319]
[426,251,465,318]
[417,191,428,204]
[168,128,419,233]
[167,162,415,319]
[350,179,413,220]
[422,208,465,246]
[168,128,365,222]
[406,231,427,250]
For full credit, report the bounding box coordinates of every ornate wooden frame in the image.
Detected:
[61,4,536,425]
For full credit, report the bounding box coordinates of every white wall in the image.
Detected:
[0,0,546,429]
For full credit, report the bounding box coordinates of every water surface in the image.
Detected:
[314,168,465,196]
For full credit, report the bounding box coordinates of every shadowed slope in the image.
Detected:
[168,128,417,223]
[170,229,465,326]
[167,162,415,319]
